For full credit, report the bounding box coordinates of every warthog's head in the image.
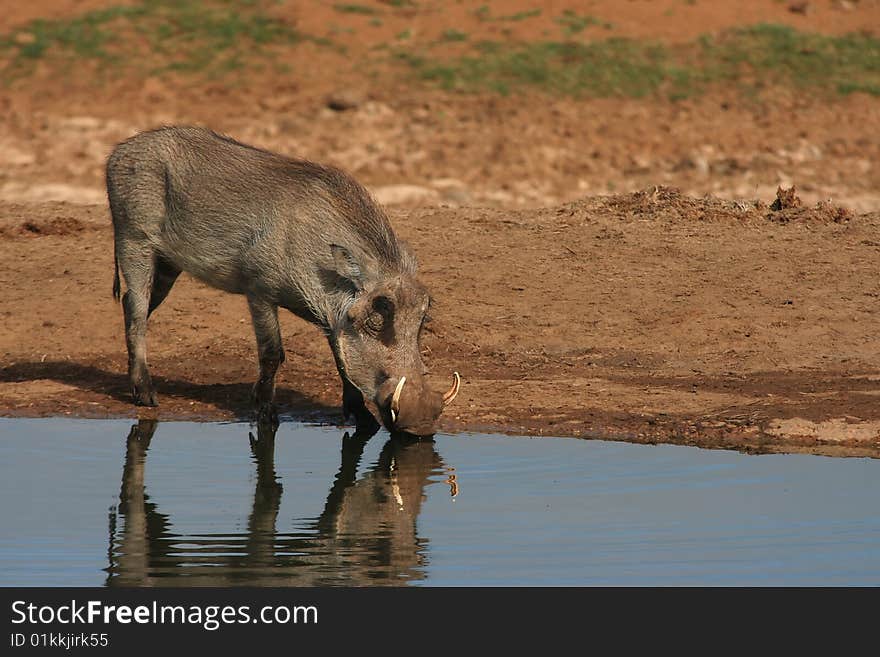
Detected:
[329,245,460,436]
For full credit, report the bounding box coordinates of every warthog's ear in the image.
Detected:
[330,244,364,291]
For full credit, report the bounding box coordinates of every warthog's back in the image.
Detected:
[106,126,413,318]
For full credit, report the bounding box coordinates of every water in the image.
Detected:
[1,418,878,586]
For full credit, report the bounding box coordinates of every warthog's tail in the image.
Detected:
[112,249,121,301]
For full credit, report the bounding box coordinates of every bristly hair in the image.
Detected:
[210,130,412,274]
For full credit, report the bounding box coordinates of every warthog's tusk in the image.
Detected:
[390,376,406,424]
[442,372,461,407]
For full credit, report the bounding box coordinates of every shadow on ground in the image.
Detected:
[0,360,340,422]
[602,368,880,422]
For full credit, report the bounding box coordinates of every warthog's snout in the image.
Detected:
[378,373,461,436]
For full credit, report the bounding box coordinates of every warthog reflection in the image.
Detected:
[106,420,454,586]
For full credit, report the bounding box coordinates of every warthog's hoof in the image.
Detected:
[251,382,279,427]
[255,402,279,429]
[353,409,380,437]
[343,395,380,437]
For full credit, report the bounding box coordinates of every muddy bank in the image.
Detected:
[1,189,879,457]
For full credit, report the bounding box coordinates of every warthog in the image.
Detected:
[106,126,459,436]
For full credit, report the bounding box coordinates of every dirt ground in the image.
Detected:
[2,189,878,457]
[1,1,879,456]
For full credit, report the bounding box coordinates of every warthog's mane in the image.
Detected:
[210,130,415,275]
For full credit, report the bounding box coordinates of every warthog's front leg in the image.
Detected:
[342,378,380,436]
[326,337,380,436]
[247,297,284,425]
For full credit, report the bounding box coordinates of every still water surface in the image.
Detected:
[1,418,878,586]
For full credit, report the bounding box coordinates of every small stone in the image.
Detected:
[325,90,363,112]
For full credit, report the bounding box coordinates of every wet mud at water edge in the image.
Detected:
[1,193,879,457]
[1,419,879,586]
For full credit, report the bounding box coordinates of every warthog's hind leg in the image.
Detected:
[248,297,284,425]
[118,242,158,406]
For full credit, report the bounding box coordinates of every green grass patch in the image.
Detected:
[2,5,147,60]
[473,7,541,22]
[498,9,542,22]
[413,40,680,97]
[440,29,468,43]
[555,10,613,35]
[0,0,317,79]
[700,23,880,90]
[333,3,380,15]
[399,23,880,99]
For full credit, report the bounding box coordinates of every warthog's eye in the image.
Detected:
[372,295,394,320]
[364,312,383,335]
